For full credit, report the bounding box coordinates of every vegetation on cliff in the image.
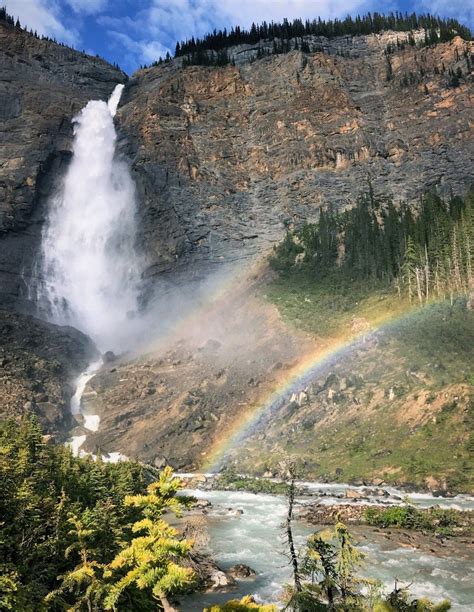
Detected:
[141,12,474,67]
[267,188,473,341]
[270,189,473,305]
[172,12,471,66]
[0,418,195,610]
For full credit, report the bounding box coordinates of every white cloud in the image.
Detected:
[5,0,79,44]
[414,0,473,29]
[108,30,169,65]
[220,0,372,27]
[65,0,108,16]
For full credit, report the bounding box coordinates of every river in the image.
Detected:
[181,486,474,610]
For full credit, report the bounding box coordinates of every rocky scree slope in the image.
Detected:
[0,20,126,310]
[230,300,474,493]
[117,31,473,286]
[82,269,314,469]
[83,293,474,491]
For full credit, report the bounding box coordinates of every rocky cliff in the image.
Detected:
[0,24,472,304]
[0,20,125,310]
[0,309,97,437]
[117,31,473,286]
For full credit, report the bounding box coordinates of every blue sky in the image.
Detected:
[7,0,473,73]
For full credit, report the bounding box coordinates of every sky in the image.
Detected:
[6,0,473,73]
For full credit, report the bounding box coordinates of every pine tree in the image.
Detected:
[334,521,365,607]
[401,236,418,301]
[104,468,195,611]
[45,514,107,611]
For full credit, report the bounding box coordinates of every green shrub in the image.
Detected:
[364,505,463,535]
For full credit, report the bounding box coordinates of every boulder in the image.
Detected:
[153,456,167,469]
[193,499,212,509]
[208,569,235,590]
[345,489,365,500]
[228,564,257,580]
[103,351,117,363]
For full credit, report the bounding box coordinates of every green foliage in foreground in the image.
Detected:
[364,505,467,536]
[285,522,451,611]
[205,595,277,611]
[0,420,460,610]
[0,418,194,610]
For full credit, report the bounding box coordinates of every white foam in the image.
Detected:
[102,452,128,463]
[69,435,86,456]
[83,414,100,432]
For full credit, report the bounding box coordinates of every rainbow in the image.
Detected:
[202,302,424,472]
[138,257,448,473]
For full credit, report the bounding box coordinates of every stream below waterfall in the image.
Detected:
[68,360,128,462]
[180,488,474,611]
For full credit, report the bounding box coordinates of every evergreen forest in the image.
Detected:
[270,189,473,305]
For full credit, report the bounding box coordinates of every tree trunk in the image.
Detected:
[286,471,302,593]
[415,267,423,304]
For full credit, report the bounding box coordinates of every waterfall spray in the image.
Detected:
[39,84,142,352]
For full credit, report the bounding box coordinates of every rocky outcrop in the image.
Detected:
[117,32,473,285]
[0,21,126,310]
[0,309,97,436]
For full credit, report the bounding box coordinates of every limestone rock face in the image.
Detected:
[0,309,97,436]
[0,21,126,310]
[117,32,473,285]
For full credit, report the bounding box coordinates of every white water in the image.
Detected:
[39,84,143,454]
[68,359,103,456]
[181,489,474,611]
[68,358,128,462]
[38,83,142,353]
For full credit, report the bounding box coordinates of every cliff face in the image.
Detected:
[0,21,126,309]
[117,31,473,285]
[0,25,472,305]
[0,309,97,437]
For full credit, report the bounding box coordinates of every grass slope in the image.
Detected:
[242,274,474,492]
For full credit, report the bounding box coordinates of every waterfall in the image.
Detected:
[38,84,142,352]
